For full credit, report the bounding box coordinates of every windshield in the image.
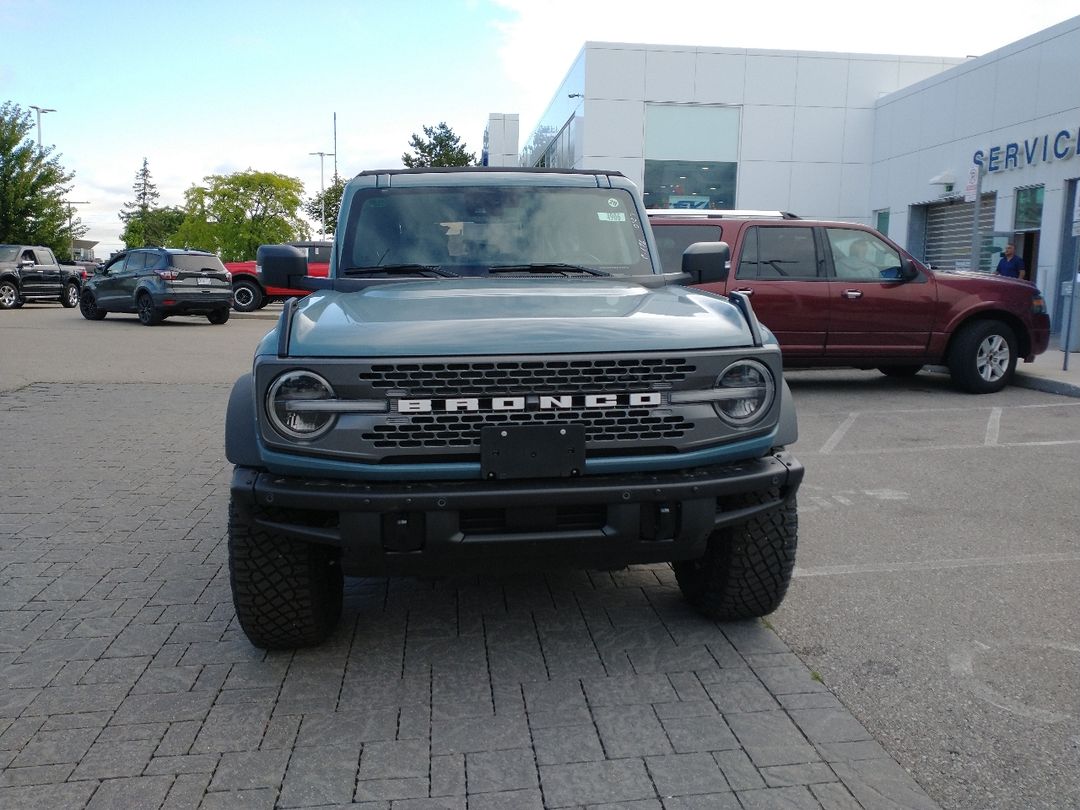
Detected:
[339,186,654,277]
[0,246,19,262]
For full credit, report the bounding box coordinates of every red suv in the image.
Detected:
[225,241,331,312]
[649,210,1050,393]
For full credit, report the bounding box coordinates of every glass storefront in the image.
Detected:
[643,104,739,210]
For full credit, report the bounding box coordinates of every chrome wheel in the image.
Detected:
[976,334,1011,382]
[0,281,18,309]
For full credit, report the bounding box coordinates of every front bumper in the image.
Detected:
[230,451,804,575]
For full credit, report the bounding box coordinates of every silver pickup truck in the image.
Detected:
[0,244,82,309]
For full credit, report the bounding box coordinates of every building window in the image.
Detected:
[874,209,890,236]
[1015,186,1044,230]
[644,104,739,209]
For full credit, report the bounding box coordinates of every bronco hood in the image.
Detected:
[276,279,758,357]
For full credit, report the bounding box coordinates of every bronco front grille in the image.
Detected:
[358,358,697,396]
[363,408,692,449]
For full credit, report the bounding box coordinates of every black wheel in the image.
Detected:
[673,490,798,620]
[0,281,19,310]
[232,279,263,312]
[137,292,163,325]
[878,365,923,378]
[61,282,80,308]
[228,499,343,649]
[948,320,1017,394]
[207,308,230,325]
[79,290,107,320]
[256,297,272,310]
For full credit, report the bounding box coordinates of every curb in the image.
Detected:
[1012,371,1080,399]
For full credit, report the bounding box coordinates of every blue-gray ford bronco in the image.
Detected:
[225,167,803,649]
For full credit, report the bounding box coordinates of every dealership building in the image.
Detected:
[486,15,1080,343]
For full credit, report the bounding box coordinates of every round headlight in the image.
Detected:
[714,360,775,426]
[267,371,336,439]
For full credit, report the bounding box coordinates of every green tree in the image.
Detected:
[402,122,475,167]
[303,175,347,237]
[121,205,186,248]
[0,101,83,253]
[118,158,185,247]
[173,170,310,261]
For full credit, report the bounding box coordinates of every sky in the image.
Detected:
[2,0,1077,257]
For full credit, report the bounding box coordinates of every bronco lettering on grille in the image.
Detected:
[397,392,663,413]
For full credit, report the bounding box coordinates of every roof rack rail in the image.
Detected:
[646,209,800,220]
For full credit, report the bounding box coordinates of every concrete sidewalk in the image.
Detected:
[1013,347,1080,398]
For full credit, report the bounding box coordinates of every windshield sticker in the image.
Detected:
[597,212,626,222]
[607,197,620,208]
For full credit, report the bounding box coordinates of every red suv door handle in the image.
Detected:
[841,289,863,299]
[733,287,754,296]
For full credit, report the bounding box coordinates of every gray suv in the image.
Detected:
[80,248,233,325]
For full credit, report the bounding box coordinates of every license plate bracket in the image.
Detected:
[480,425,585,480]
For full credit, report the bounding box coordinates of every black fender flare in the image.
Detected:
[225,374,262,467]
[773,379,798,448]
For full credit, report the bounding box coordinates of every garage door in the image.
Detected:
[924,193,996,272]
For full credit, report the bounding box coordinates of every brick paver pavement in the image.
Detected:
[0,382,940,809]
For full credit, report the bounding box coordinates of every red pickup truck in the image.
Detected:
[225,241,331,311]
[650,211,1050,393]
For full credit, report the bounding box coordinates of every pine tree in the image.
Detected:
[119,158,159,224]
[402,122,475,167]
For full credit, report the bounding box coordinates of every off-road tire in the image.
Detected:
[79,290,106,320]
[61,282,80,308]
[0,281,19,310]
[948,319,1017,394]
[207,308,230,325]
[137,292,163,326]
[878,364,923,378]
[228,500,343,649]
[673,490,798,620]
[232,279,263,312]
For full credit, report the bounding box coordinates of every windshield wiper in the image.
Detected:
[487,263,611,276]
[341,264,456,277]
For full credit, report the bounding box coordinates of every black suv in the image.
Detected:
[80,248,233,326]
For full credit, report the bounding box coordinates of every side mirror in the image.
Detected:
[682,241,731,285]
[18,259,34,269]
[257,244,310,289]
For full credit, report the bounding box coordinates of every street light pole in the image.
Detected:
[309,151,335,241]
[28,105,57,147]
[65,200,89,259]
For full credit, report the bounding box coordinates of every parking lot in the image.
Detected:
[1,305,1078,810]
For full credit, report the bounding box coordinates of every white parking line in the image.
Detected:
[819,413,859,455]
[801,438,1080,456]
[985,407,1002,446]
[794,552,1080,577]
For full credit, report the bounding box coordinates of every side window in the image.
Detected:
[22,249,38,264]
[39,249,57,266]
[143,253,167,270]
[827,228,902,281]
[126,253,148,272]
[106,256,128,275]
[652,224,722,274]
[736,226,819,280]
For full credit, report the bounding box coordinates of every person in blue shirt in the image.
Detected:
[996,243,1026,280]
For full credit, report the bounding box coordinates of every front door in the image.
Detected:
[95,255,130,307]
[726,224,829,358]
[823,228,934,360]
[18,249,47,295]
